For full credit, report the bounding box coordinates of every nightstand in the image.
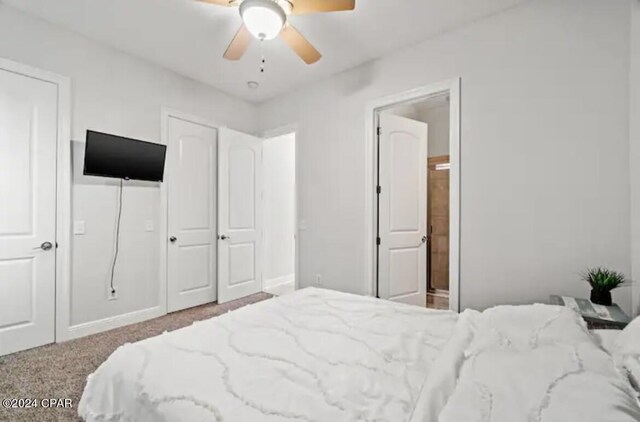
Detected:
[549,295,631,329]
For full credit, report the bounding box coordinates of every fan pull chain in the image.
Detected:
[260,39,266,73]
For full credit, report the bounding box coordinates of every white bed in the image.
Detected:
[79,288,640,422]
[592,329,622,355]
[79,288,459,421]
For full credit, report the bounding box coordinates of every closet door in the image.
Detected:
[0,64,57,355]
[217,128,263,304]
[167,116,218,312]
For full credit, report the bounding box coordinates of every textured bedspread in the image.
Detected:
[79,288,458,422]
[412,305,640,422]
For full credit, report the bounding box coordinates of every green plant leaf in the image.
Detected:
[580,267,628,291]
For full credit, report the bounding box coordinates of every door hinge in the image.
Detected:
[377,127,382,136]
[376,185,381,194]
[55,242,59,249]
[376,237,381,246]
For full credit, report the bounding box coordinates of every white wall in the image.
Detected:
[1,0,636,323]
[631,0,640,317]
[0,5,257,329]
[419,105,450,158]
[258,0,633,313]
[385,102,450,157]
[262,133,296,287]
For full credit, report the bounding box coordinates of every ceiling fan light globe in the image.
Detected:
[239,0,286,40]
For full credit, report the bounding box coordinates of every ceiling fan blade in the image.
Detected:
[224,24,252,60]
[280,25,321,64]
[290,0,355,15]
[196,0,235,6]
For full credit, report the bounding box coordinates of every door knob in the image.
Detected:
[169,236,177,243]
[421,236,428,244]
[219,235,229,240]
[36,241,53,251]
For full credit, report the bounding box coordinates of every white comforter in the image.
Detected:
[79,288,458,422]
[412,305,640,422]
[80,289,640,422]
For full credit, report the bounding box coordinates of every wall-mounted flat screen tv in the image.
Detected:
[83,130,167,182]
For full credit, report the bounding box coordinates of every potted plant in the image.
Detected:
[580,267,628,306]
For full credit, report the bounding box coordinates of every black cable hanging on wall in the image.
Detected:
[110,178,124,295]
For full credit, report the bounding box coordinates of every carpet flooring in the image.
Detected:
[0,292,272,422]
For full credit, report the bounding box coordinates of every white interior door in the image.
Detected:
[378,114,428,306]
[0,66,57,355]
[217,128,263,304]
[167,116,218,312]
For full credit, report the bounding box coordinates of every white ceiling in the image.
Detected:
[3,0,526,103]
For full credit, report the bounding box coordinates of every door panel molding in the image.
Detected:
[0,57,71,350]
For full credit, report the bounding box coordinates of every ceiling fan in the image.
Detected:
[198,0,356,64]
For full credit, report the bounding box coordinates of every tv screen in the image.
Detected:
[83,130,167,182]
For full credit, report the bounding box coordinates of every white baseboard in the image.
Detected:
[263,274,295,289]
[263,274,295,296]
[63,306,164,342]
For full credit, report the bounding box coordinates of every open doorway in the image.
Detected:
[367,79,460,312]
[385,95,451,310]
[262,132,296,296]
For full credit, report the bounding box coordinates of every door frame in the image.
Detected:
[160,108,221,313]
[261,124,299,292]
[0,57,73,342]
[364,78,461,312]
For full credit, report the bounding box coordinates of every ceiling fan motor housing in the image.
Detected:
[239,0,291,40]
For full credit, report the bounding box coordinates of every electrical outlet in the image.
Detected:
[315,274,323,286]
[108,288,118,301]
